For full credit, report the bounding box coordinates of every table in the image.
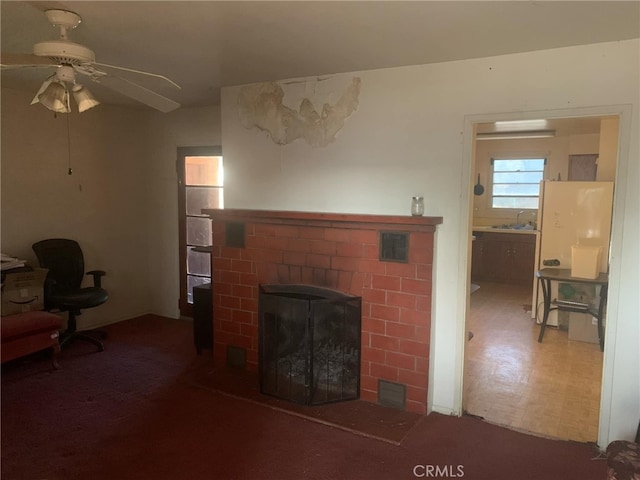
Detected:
[536,268,608,351]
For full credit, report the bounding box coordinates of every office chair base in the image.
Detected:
[60,332,104,352]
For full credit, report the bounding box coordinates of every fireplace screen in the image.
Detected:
[259,284,361,406]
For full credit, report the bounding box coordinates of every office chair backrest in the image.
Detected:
[32,238,85,293]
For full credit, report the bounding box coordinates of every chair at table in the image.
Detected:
[32,238,108,352]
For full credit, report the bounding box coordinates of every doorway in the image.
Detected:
[176,146,223,318]
[462,114,619,443]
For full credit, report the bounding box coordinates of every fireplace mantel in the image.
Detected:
[204,208,442,414]
[203,209,443,231]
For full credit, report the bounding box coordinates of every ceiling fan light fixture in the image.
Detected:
[14,8,180,113]
[72,84,100,112]
[38,80,70,113]
[31,77,54,105]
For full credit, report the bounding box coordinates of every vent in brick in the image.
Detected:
[259,284,361,406]
[226,345,246,368]
[379,231,409,262]
[378,379,406,410]
[225,222,245,248]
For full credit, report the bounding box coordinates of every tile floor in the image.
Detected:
[463,281,603,443]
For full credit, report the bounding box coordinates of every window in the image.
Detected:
[177,147,223,317]
[491,158,545,209]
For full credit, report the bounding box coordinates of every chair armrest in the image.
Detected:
[86,270,106,288]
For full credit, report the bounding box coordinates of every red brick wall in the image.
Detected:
[205,210,442,414]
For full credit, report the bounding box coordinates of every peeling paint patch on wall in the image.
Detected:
[237,77,361,147]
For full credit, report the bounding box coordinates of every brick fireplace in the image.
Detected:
[203,209,442,414]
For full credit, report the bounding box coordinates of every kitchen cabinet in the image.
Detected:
[471,235,488,280]
[471,231,536,285]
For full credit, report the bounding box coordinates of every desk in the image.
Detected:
[536,268,608,351]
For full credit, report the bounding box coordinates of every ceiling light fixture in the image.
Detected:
[72,84,100,112]
[494,119,549,130]
[476,130,556,141]
[37,80,70,113]
[31,65,100,113]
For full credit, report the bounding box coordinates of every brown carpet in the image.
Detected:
[1,314,607,480]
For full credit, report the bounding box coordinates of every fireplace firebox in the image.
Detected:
[259,284,361,406]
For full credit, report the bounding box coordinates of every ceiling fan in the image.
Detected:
[1,9,180,113]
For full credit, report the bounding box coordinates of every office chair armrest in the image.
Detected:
[86,270,106,288]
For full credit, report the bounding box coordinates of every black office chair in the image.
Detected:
[32,238,108,352]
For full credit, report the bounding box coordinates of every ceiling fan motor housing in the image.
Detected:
[34,10,95,65]
[33,40,95,65]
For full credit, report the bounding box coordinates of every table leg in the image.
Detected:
[596,284,608,352]
[538,278,551,343]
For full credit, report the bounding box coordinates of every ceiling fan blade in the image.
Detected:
[1,53,56,67]
[91,74,180,113]
[92,62,181,90]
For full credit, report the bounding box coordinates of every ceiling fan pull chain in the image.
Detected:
[66,113,73,175]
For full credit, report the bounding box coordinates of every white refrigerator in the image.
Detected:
[531,180,614,325]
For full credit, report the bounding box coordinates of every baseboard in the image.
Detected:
[430,404,460,417]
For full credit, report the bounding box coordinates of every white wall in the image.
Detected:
[1,87,221,326]
[221,40,639,445]
[146,106,222,319]
[1,88,154,327]
[472,132,601,226]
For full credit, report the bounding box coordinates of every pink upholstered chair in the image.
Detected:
[1,311,63,368]
[606,423,640,480]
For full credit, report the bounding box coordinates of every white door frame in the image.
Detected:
[456,104,633,448]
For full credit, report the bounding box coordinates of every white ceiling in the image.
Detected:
[1,1,639,111]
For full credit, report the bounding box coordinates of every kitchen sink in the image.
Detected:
[491,224,535,230]
[472,224,538,234]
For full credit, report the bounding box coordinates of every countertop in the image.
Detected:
[472,226,539,235]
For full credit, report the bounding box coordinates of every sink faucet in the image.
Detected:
[516,210,525,226]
